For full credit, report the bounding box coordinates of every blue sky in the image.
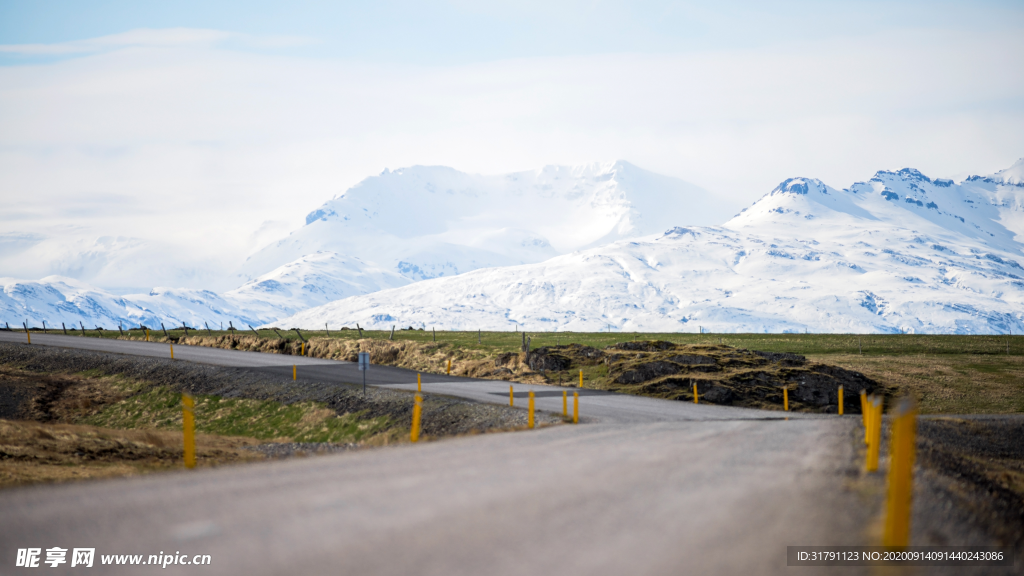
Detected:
[0,1,1022,289]
[3,0,1022,63]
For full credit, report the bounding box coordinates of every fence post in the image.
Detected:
[528,391,535,429]
[411,394,422,442]
[182,393,196,469]
[883,398,917,548]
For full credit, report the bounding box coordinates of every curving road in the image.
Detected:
[0,331,870,575]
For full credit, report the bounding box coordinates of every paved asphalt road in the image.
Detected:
[0,332,870,575]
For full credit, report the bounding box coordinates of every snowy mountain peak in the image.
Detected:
[769,177,829,197]
[985,158,1024,186]
[240,161,729,285]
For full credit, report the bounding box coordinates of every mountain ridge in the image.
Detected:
[271,161,1024,334]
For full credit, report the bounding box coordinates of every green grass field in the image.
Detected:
[34,325,1021,355]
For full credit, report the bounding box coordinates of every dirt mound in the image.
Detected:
[523,341,885,412]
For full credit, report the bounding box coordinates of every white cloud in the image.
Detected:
[0,28,234,55]
[0,27,1021,290]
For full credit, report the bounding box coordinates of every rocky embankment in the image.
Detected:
[514,341,886,413]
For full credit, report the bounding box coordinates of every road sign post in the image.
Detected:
[358,352,370,394]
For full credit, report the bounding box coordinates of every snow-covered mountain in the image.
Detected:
[0,251,408,329]
[273,162,1024,334]
[236,161,722,284]
[0,275,256,331]
[4,160,718,329]
[223,251,407,321]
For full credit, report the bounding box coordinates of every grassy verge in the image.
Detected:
[0,364,402,488]
[0,420,264,488]
[804,354,1024,414]
[82,385,393,443]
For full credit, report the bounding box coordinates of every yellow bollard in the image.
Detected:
[838,386,844,415]
[866,397,882,472]
[145,328,150,342]
[26,331,30,345]
[784,387,789,411]
[579,369,583,388]
[447,359,451,375]
[528,391,535,429]
[301,342,305,356]
[693,382,698,404]
[573,392,579,424]
[509,385,513,407]
[411,393,422,443]
[884,399,918,548]
[182,393,196,469]
[293,365,296,381]
[562,390,567,417]
[170,344,174,360]
[861,390,868,442]
[417,373,422,393]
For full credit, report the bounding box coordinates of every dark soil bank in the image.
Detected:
[521,341,888,412]
[915,416,1024,552]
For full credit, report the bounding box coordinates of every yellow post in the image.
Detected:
[884,399,918,548]
[838,386,844,415]
[562,390,567,417]
[26,331,30,344]
[447,359,451,375]
[573,392,579,424]
[866,397,882,472]
[410,393,422,443]
[579,369,583,388]
[861,390,868,442]
[293,365,296,381]
[509,385,513,407]
[145,328,150,342]
[170,344,174,360]
[182,393,196,469]
[301,342,305,356]
[528,391,535,429]
[417,373,422,393]
[784,387,789,411]
[693,382,698,404]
